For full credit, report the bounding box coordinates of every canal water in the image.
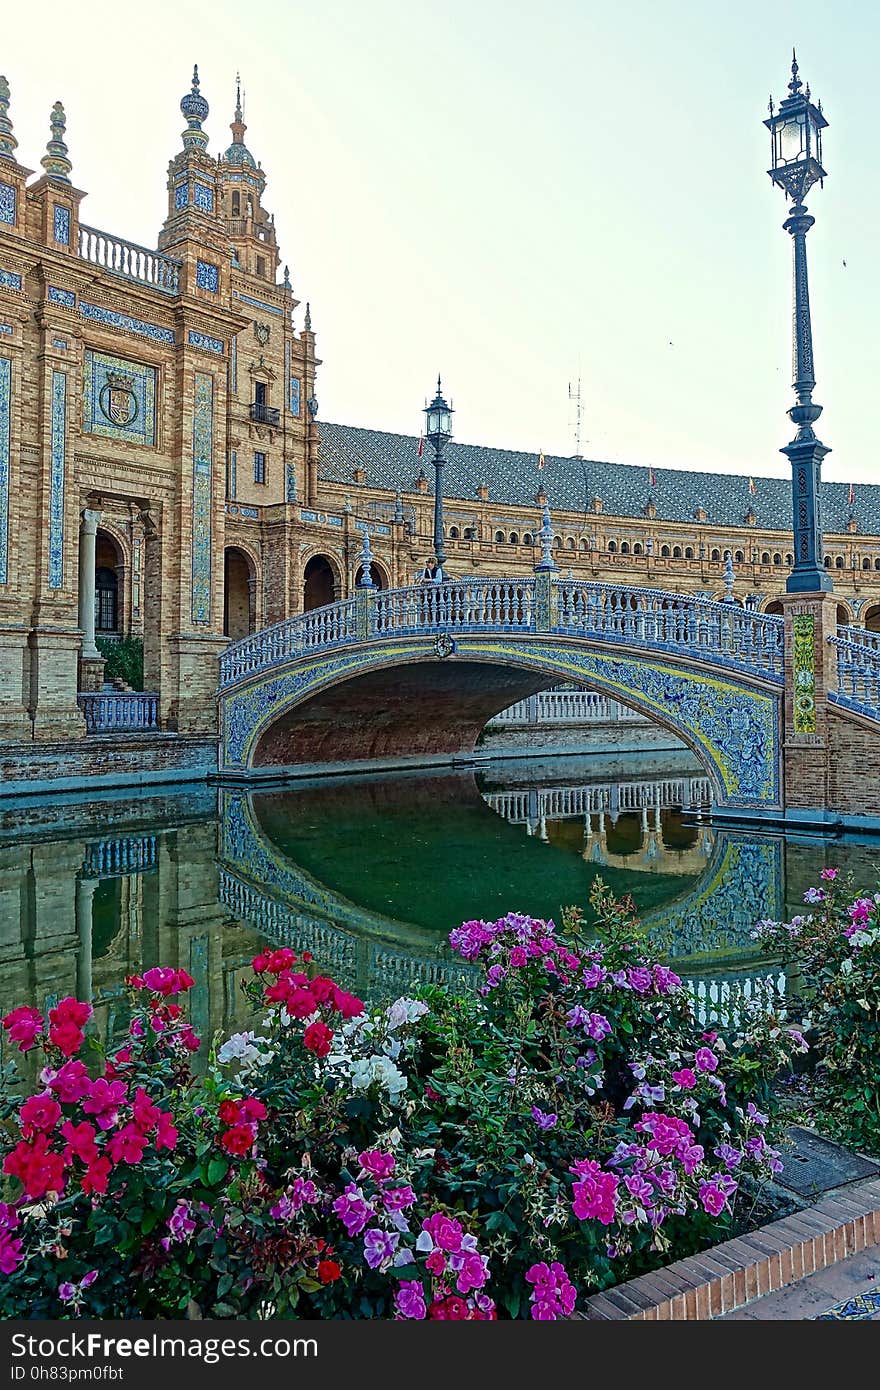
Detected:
[2,751,878,1061]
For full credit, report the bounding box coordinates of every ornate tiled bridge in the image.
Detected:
[216,577,880,823]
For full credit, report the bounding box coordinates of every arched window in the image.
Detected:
[672,545,682,559]
[95,567,118,633]
[835,555,845,569]
[734,550,744,562]
[863,557,872,570]
[449,526,459,540]
[660,545,670,557]
[620,541,630,555]
[710,548,721,561]
[761,552,770,564]
[231,190,240,217]
[464,527,477,540]
[608,540,617,553]
[684,546,694,560]
[773,553,782,565]
[786,553,793,565]
[553,536,562,549]
[566,536,576,550]
[633,542,642,555]
[875,558,880,571]
[509,532,519,545]
[824,555,832,568]
[494,530,504,543]
[579,538,588,551]
[522,533,533,545]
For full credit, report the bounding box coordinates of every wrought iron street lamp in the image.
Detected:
[765,51,832,593]
[424,376,453,579]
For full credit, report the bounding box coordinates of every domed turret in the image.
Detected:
[180,64,209,150]
[223,75,258,170]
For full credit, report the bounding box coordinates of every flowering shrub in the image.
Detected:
[753,869,880,1153]
[0,882,798,1318]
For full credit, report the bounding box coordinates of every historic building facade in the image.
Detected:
[2,67,880,747]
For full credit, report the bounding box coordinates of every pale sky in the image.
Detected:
[5,1,879,483]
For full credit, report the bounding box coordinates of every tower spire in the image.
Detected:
[0,76,17,161]
[180,64,209,150]
[40,101,72,182]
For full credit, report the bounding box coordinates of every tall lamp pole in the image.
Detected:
[424,376,453,579]
[765,51,832,593]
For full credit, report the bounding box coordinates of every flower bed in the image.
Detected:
[1,882,803,1319]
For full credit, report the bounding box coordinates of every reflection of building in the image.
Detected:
[4,70,880,754]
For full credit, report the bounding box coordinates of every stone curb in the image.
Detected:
[580,1176,880,1320]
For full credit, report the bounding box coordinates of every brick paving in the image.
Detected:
[720,1247,880,1319]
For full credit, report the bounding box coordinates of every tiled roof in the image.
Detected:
[318,421,878,537]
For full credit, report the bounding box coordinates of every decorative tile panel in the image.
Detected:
[82,350,156,447]
[0,269,21,290]
[53,205,70,245]
[0,183,14,225]
[229,448,236,500]
[196,259,219,292]
[230,334,237,393]
[80,301,175,344]
[233,291,283,316]
[286,462,297,502]
[0,356,10,583]
[289,375,301,416]
[52,337,68,350]
[48,371,67,589]
[187,329,224,355]
[48,286,75,308]
[0,324,12,336]
[191,372,214,625]
[193,182,214,212]
[174,183,189,210]
[792,614,817,734]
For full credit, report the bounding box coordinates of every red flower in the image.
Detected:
[317,1260,341,1283]
[155,1112,178,1151]
[309,976,336,1003]
[267,949,297,974]
[132,1088,161,1135]
[19,1092,62,1138]
[81,1156,112,1197]
[218,1100,241,1125]
[2,1006,44,1052]
[48,1023,86,1058]
[47,1060,91,1104]
[220,1124,255,1156]
[3,1135,66,1202]
[251,953,271,974]
[428,1295,469,1320]
[238,1098,267,1123]
[333,988,365,1019]
[285,988,319,1019]
[303,1021,333,1057]
[49,998,92,1030]
[179,1028,201,1053]
[60,1120,99,1166]
[140,967,195,997]
[107,1123,148,1166]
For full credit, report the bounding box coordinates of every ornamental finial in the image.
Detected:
[0,76,17,161]
[357,526,376,588]
[788,48,802,97]
[180,64,210,150]
[41,101,72,183]
[535,501,557,573]
[283,264,291,290]
[304,302,312,331]
[230,71,246,145]
[723,551,736,602]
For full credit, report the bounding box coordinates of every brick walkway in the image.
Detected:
[721,1247,880,1319]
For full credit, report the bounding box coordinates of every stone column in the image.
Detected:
[77,509,105,692]
[74,873,98,1004]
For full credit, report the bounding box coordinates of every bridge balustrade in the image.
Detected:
[829,634,880,719]
[373,580,535,635]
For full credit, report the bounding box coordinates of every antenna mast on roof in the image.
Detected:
[568,373,583,460]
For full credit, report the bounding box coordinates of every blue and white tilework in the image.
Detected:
[174,183,189,210]
[230,334,237,393]
[80,301,175,345]
[229,448,237,500]
[52,338,68,350]
[191,371,214,624]
[286,462,297,502]
[289,375,300,417]
[82,350,157,447]
[48,286,75,308]
[193,182,214,213]
[233,292,283,316]
[48,371,67,589]
[0,355,10,583]
[0,183,14,226]
[188,330,223,355]
[0,269,21,290]
[196,260,219,293]
[53,205,70,245]
[0,324,12,336]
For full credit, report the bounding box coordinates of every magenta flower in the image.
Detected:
[694,1047,718,1073]
[395,1280,427,1319]
[363,1227,399,1270]
[570,1160,619,1225]
[82,1077,127,1130]
[525,1261,577,1319]
[332,1183,372,1237]
[357,1149,395,1180]
[672,1068,697,1090]
[819,867,838,881]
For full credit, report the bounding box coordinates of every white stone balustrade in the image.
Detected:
[78,224,181,294]
[77,692,159,733]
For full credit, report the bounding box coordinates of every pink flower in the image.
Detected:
[333,1184,372,1237]
[672,1068,697,1090]
[848,898,873,927]
[140,967,195,996]
[155,1111,178,1151]
[132,1088,161,1135]
[357,1150,395,1180]
[525,1261,577,1319]
[60,1120,99,1166]
[819,867,838,881]
[107,1123,148,1166]
[46,1060,91,1104]
[570,1160,619,1225]
[82,1078,127,1131]
[19,1092,62,1138]
[395,1280,427,1320]
[421,1212,464,1252]
[80,1156,112,1196]
[2,1006,44,1052]
[0,1231,23,1274]
[694,1047,719,1073]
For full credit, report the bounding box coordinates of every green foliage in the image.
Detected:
[96,635,143,691]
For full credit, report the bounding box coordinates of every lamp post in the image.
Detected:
[765,51,832,593]
[424,376,453,580]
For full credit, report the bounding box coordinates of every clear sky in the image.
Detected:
[4,1,878,483]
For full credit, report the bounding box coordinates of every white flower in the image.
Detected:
[217,1032,274,1078]
[386,998,430,1031]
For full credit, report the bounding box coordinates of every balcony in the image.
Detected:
[250,402,280,426]
[78,224,181,295]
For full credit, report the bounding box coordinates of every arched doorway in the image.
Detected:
[224,547,256,640]
[354,560,389,590]
[303,555,337,611]
[95,530,123,637]
[836,603,852,628]
[763,600,783,618]
[865,605,880,634]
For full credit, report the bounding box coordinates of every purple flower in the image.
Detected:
[714,1143,743,1170]
[382,1185,416,1212]
[332,1183,372,1237]
[586,1012,611,1041]
[532,1106,558,1131]
[167,1199,196,1243]
[363,1227,399,1270]
[746,1102,768,1127]
[627,967,654,994]
[819,867,838,881]
[695,1047,718,1073]
[395,1280,427,1319]
[58,1283,76,1304]
[803,887,825,904]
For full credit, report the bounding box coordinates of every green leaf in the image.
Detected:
[207,1157,228,1186]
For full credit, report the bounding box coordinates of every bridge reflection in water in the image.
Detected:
[5,760,870,1062]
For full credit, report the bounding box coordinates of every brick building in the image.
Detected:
[2,68,879,747]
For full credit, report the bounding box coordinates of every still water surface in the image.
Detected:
[1,754,878,1058]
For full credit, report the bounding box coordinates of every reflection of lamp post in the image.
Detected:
[424,376,453,579]
[765,51,832,593]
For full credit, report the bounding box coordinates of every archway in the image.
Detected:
[836,602,852,628]
[224,547,256,640]
[95,530,123,637]
[865,605,880,634]
[303,555,337,611]
[763,599,783,618]
[354,559,389,590]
